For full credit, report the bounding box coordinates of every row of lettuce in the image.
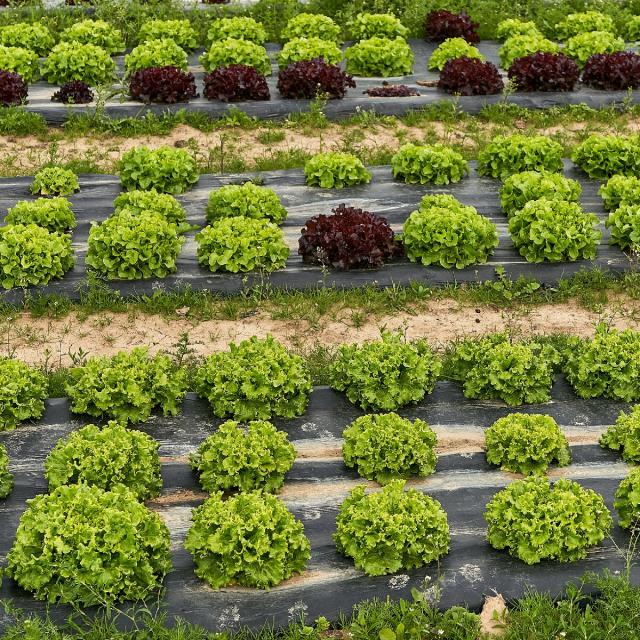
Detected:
[0,470,633,604]
[7,47,635,107]
[428,10,640,95]
[2,9,636,60]
[432,50,640,97]
[0,12,640,106]
[0,13,430,96]
[2,1,638,44]
[5,377,636,486]
[3,133,640,289]
[0,11,403,106]
[1,325,639,425]
[1,328,640,602]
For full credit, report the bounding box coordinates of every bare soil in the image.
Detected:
[480,594,507,636]
[3,298,639,368]
[148,488,207,506]
[0,114,632,174]
[0,123,419,174]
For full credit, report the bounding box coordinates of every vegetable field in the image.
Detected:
[3,2,640,639]
[1,379,638,632]
[19,40,640,123]
[0,161,631,303]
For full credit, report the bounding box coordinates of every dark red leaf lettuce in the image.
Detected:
[508,52,580,92]
[52,81,94,104]
[582,52,640,90]
[203,64,270,102]
[0,70,27,106]
[278,58,355,99]
[365,84,419,97]
[298,204,400,270]
[129,66,198,104]
[438,57,503,95]
[425,10,479,43]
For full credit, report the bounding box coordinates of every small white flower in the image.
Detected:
[288,601,308,622]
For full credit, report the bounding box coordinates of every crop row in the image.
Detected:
[3,49,638,109]
[2,133,640,290]
[1,9,638,59]
[2,3,638,42]
[0,454,632,605]
[0,12,639,106]
[1,373,640,605]
[1,327,639,428]
[1,351,640,604]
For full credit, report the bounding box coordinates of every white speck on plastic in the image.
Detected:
[388,574,410,590]
[218,605,240,629]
